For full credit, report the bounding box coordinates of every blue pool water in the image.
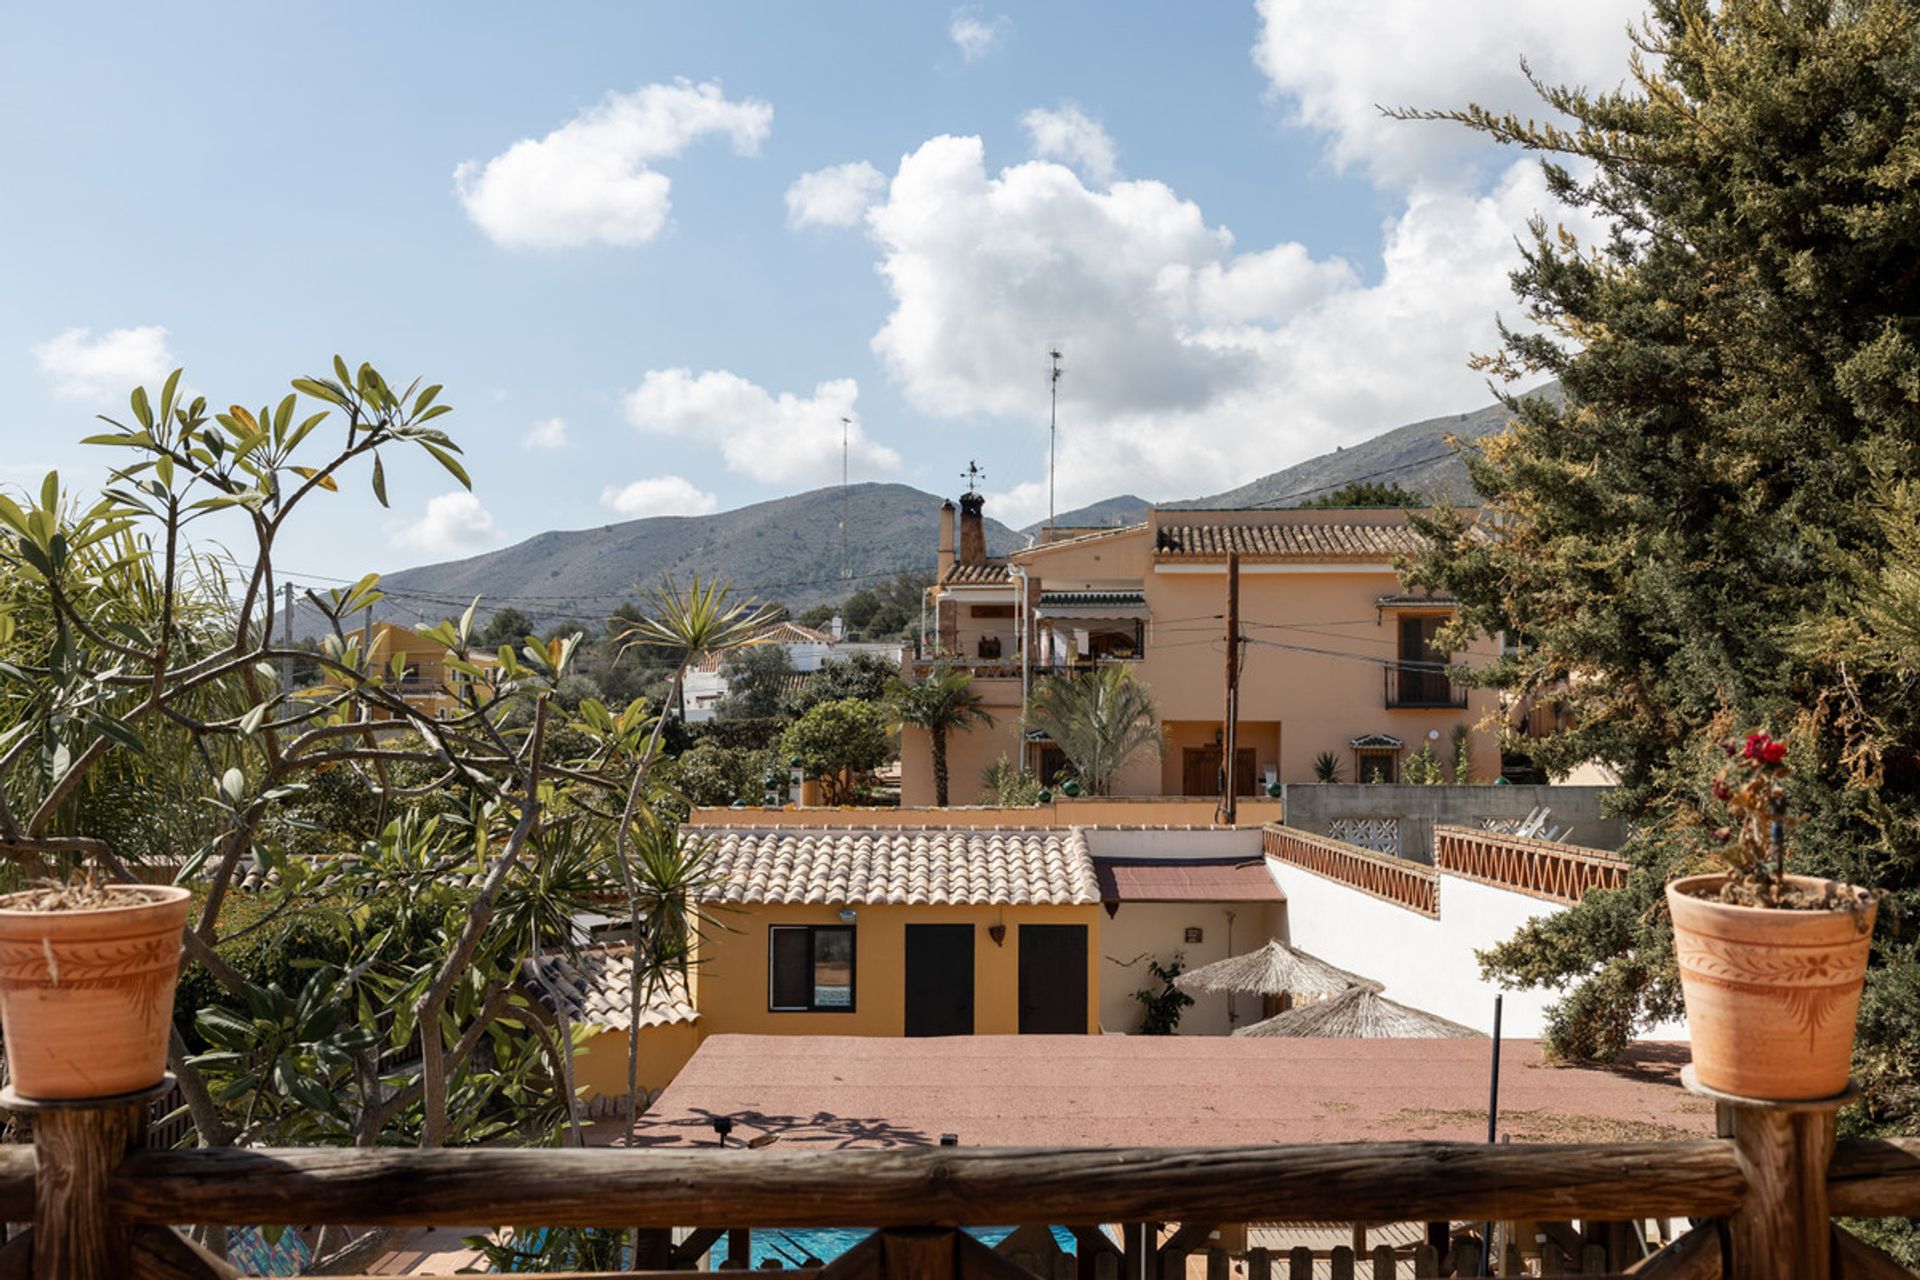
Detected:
[714,1226,1079,1269]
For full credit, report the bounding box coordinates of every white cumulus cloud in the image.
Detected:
[857,131,1603,526]
[1252,0,1641,188]
[523,417,568,450]
[785,161,886,229]
[454,80,773,249]
[1021,104,1118,185]
[599,474,720,519]
[948,8,1009,61]
[392,492,498,557]
[622,369,901,487]
[32,326,174,401]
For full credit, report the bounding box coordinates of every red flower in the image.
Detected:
[1744,732,1769,761]
[1761,740,1787,765]
[1711,779,1731,801]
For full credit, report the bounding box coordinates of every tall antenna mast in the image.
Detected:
[1047,347,1064,532]
[840,416,852,580]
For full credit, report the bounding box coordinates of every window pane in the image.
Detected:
[770,929,812,1008]
[812,928,854,1008]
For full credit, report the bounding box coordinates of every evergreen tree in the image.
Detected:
[1300,480,1422,509]
[1398,6,1920,1248]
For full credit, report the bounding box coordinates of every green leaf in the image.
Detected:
[239,703,269,736]
[370,453,388,508]
[129,385,153,431]
[421,443,470,490]
[220,767,245,804]
[159,368,182,423]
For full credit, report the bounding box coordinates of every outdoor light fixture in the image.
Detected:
[711,1116,735,1146]
[1061,779,1081,797]
[1428,728,1442,741]
[1185,927,1204,944]
[988,923,1006,947]
[940,1133,959,1146]
[839,908,857,924]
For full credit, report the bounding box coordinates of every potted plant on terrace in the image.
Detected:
[0,874,192,1099]
[1667,731,1877,1099]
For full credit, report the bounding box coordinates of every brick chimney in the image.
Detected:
[937,499,956,580]
[958,492,986,564]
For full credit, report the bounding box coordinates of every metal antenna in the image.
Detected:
[841,416,852,580]
[1047,348,1064,532]
[962,460,984,494]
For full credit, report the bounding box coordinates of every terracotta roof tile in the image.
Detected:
[1154,523,1432,561]
[525,945,698,1034]
[693,827,1099,907]
[940,561,1013,585]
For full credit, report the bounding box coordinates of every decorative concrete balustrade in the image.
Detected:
[1434,824,1632,906]
[1261,825,1440,916]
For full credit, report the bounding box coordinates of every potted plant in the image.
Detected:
[1667,731,1877,1099]
[0,875,192,1100]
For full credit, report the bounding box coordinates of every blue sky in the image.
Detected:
[1,2,1641,583]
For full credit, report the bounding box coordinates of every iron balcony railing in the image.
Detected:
[1384,662,1467,709]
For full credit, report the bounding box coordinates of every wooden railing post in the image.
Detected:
[26,1096,147,1280]
[1684,1065,1849,1280]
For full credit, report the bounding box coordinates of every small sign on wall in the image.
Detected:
[1184,926,1204,944]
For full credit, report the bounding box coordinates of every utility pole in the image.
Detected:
[1221,551,1241,825]
[1047,347,1063,534]
[840,416,852,581]
[280,582,294,723]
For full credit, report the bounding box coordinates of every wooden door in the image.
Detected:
[1018,924,1088,1034]
[904,924,975,1037]
[1183,746,1258,796]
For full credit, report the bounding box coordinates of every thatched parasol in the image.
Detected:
[1173,938,1366,1002]
[1232,982,1483,1039]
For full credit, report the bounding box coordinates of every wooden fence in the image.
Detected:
[1433,825,1631,906]
[6,1080,1919,1280]
[1262,825,1439,915]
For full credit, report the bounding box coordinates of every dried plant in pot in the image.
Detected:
[0,873,192,1101]
[1667,732,1877,1100]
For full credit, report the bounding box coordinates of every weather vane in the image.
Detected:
[962,460,985,494]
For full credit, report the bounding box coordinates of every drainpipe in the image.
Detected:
[1011,565,1031,773]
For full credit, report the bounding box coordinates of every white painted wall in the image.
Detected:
[1098,900,1287,1035]
[1268,862,1687,1039]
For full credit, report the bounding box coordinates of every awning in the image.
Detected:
[1093,857,1285,903]
[1349,733,1404,750]
[1035,589,1148,620]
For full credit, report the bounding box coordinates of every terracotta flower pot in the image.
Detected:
[1667,873,1875,1100]
[0,885,191,1100]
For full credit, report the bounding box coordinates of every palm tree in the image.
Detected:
[889,670,994,806]
[605,573,779,1123]
[1023,664,1162,795]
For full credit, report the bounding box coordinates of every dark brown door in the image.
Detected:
[1018,924,1088,1034]
[1183,746,1258,795]
[904,924,975,1037]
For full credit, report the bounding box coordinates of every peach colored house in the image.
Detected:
[908,499,1500,806]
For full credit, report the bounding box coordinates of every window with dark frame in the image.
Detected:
[768,925,856,1012]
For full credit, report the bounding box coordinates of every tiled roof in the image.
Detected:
[1093,857,1285,902]
[1036,590,1146,608]
[1154,523,1431,561]
[693,827,1100,906]
[940,560,1013,585]
[525,945,699,1034]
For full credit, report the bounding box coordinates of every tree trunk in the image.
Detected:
[932,726,949,807]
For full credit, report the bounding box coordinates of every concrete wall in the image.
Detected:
[572,1023,701,1103]
[687,798,1285,829]
[1268,859,1686,1039]
[1097,900,1287,1035]
[1278,783,1625,861]
[693,900,1104,1038]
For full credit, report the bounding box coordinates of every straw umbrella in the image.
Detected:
[1232,982,1482,1039]
[1173,938,1366,1003]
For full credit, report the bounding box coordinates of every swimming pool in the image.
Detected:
[713,1226,1080,1269]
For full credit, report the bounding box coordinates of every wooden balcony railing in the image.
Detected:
[6,1091,1920,1280]
[1433,825,1632,906]
[1263,825,1439,916]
